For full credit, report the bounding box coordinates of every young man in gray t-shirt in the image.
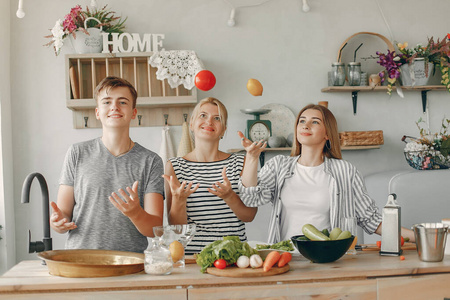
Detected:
[50,76,164,253]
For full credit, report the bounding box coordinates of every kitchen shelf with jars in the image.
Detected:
[324,31,450,114]
[65,52,197,129]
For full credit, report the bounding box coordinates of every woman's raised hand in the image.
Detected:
[237,131,267,159]
[162,174,200,202]
[208,167,235,201]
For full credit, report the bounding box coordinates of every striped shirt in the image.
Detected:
[239,155,382,244]
[169,153,247,254]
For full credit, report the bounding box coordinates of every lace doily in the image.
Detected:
[148,50,203,90]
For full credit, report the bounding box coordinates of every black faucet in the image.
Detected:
[21,172,52,253]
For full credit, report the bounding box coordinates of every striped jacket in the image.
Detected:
[238,155,382,243]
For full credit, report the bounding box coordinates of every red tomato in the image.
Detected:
[400,255,405,261]
[401,236,405,246]
[376,241,381,248]
[214,259,227,269]
[195,70,216,91]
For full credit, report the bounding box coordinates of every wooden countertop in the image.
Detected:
[1,250,450,295]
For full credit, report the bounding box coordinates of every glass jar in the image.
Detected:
[330,62,345,86]
[348,62,361,86]
[144,238,173,275]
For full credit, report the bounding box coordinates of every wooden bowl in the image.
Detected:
[37,249,144,278]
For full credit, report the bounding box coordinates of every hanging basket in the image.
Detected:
[69,17,103,54]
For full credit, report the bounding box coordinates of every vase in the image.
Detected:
[68,17,103,54]
[400,58,434,86]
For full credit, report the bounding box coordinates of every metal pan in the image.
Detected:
[37,249,144,278]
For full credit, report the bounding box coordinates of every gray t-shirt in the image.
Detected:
[59,138,164,253]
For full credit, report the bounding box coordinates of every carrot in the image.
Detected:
[263,251,281,272]
[277,252,292,267]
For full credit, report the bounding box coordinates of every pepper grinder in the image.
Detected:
[380,193,402,256]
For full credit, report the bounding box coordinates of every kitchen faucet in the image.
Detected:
[21,172,52,253]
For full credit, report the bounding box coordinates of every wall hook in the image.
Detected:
[84,117,88,128]
[138,115,142,126]
[164,114,169,126]
[183,113,188,122]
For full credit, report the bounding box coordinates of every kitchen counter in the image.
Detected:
[1,250,450,299]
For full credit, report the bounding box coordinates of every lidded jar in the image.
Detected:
[144,238,173,275]
[331,62,345,86]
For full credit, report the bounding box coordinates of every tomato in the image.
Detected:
[214,259,227,269]
[376,241,381,248]
[400,255,405,261]
[401,236,405,246]
[195,70,216,91]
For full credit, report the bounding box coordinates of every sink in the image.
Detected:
[37,249,144,278]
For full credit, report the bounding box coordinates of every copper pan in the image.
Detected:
[37,249,144,278]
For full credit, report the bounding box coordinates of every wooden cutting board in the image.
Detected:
[206,264,290,278]
[359,242,416,251]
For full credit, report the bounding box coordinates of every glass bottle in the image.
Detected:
[348,62,361,86]
[331,62,345,86]
[144,238,173,275]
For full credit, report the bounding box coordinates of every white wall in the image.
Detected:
[1,0,15,274]
[7,0,450,265]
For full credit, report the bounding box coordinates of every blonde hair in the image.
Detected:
[189,97,228,139]
[290,104,342,159]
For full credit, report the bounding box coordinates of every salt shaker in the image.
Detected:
[330,62,345,86]
[144,238,173,275]
[348,62,361,86]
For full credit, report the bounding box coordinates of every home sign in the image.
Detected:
[102,33,165,53]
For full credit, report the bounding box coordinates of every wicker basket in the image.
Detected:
[339,130,384,146]
[404,150,450,170]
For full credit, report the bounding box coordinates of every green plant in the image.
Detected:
[396,35,450,92]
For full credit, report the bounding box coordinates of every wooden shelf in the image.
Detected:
[227,145,380,153]
[321,85,448,114]
[321,85,447,93]
[65,52,198,129]
[227,145,380,166]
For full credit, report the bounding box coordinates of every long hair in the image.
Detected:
[189,97,228,140]
[290,104,342,159]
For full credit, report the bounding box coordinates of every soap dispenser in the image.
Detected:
[380,193,402,256]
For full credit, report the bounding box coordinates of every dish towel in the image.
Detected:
[177,121,194,157]
[159,125,175,226]
[159,125,175,164]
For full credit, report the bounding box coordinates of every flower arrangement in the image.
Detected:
[375,49,407,95]
[403,117,450,170]
[376,35,450,94]
[44,5,127,56]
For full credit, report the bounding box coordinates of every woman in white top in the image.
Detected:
[238,104,415,243]
[164,97,257,253]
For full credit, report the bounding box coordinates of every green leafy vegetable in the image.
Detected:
[255,240,294,251]
[196,236,257,273]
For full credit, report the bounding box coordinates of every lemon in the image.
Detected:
[169,240,184,263]
[247,78,263,96]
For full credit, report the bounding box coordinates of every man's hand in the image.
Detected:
[50,202,77,232]
[109,181,143,218]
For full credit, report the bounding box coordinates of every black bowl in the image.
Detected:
[291,235,355,263]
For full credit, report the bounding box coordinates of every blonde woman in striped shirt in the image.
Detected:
[163,97,257,254]
[238,104,414,244]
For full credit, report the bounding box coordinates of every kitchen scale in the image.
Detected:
[240,109,272,142]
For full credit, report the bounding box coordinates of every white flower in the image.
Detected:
[51,20,65,55]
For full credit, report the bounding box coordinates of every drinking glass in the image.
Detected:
[153,224,196,268]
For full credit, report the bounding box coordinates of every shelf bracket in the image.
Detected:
[421,90,430,113]
[351,91,359,115]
